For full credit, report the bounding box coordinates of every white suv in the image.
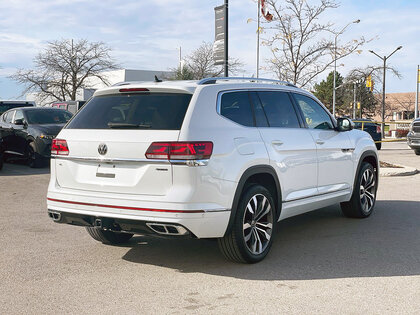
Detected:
[47,77,379,263]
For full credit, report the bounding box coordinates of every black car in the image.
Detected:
[0,107,72,167]
[0,132,4,170]
[353,118,382,150]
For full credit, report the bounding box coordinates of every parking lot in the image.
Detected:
[1,142,419,314]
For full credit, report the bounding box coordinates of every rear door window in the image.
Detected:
[256,91,300,128]
[220,91,254,127]
[66,93,192,130]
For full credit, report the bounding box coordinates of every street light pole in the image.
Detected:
[416,65,419,119]
[353,82,357,119]
[369,46,403,138]
[332,19,360,117]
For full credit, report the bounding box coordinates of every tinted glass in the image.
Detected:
[0,103,32,115]
[250,92,269,127]
[257,91,300,128]
[220,92,254,127]
[26,110,72,124]
[293,94,334,130]
[66,93,192,130]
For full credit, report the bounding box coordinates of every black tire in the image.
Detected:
[414,150,420,156]
[341,162,377,218]
[218,184,276,263]
[86,227,133,245]
[27,142,43,168]
[375,142,382,150]
[0,152,3,170]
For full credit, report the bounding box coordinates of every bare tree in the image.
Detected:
[263,0,366,87]
[11,39,118,102]
[169,42,243,80]
[347,65,401,119]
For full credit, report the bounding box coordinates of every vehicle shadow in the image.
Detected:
[0,160,50,176]
[122,200,420,280]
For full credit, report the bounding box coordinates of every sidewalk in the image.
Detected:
[378,142,419,177]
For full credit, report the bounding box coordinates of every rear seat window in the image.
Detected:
[220,91,254,127]
[66,93,192,130]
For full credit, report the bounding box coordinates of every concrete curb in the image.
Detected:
[380,162,419,177]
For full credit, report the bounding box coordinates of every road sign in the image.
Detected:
[213,4,227,66]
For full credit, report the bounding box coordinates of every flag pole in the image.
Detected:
[256,0,260,78]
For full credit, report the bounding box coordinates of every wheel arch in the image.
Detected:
[224,165,282,237]
[355,150,379,188]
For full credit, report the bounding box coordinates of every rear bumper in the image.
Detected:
[47,196,231,238]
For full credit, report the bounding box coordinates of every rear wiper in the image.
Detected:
[107,122,152,129]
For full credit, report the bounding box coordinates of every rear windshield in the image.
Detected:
[26,110,72,124]
[66,93,192,130]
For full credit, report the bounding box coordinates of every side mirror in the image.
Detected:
[14,119,25,126]
[337,117,353,132]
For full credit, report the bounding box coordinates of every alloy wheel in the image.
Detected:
[360,168,376,213]
[242,194,274,255]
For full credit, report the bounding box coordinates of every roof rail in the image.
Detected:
[197,77,297,87]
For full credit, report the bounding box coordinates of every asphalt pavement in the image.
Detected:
[0,142,419,314]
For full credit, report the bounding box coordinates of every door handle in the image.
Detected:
[316,139,325,145]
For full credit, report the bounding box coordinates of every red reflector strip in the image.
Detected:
[119,88,149,93]
[47,198,205,214]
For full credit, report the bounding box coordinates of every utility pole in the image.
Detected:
[369,46,402,138]
[224,0,229,77]
[416,65,419,119]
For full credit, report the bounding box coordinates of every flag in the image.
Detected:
[260,0,273,22]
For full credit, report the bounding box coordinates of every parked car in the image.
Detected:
[50,101,86,114]
[353,118,382,150]
[0,107,72,167]
[47,77,379,263]
[0,132,4,170]
[0,100,35,115]
[407,118,420,155]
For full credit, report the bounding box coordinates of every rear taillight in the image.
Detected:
[51,139,69,156]
[145,142,213,160]
[376,125,381,133]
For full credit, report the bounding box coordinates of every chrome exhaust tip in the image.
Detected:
[146,223,188,235]
[48,211,61,222]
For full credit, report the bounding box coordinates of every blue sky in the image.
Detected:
[0,0,419,99]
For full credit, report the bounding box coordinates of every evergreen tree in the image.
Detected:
[313,71,344,113]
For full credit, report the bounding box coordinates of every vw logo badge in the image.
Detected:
[98,143,108,155]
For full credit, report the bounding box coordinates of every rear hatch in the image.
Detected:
[54,90,192,196]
